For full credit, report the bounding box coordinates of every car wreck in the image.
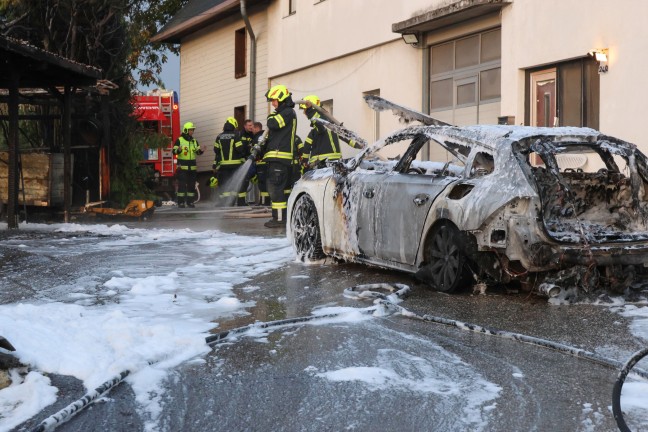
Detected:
[288,109,648,298]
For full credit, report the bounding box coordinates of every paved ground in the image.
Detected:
[5,201,648,431]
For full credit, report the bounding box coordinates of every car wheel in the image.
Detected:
[424,223,473,292]
[291,195,324,260]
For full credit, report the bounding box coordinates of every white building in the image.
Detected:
[154,0,648,175]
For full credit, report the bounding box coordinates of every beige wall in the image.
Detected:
[501,0,648,148]
[264,0,452,158]
[270,40,423,159]
[266,0,446,77]
[180,9,269,171]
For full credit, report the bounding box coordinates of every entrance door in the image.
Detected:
[531,69,557,127]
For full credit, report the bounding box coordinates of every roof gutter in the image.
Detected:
[240,0,256,120]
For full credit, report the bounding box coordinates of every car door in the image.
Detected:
[375,173,455,265]
[322,170,386,258]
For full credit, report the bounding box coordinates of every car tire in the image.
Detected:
[424,222,473,292]
[291,194,324,260]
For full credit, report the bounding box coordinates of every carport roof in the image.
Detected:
[152,0,268,44]
[392,0,511,34]
[0,34,101,88]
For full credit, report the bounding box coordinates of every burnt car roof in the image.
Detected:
[386,124,604,152]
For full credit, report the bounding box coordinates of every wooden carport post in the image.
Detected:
[63,86,72,223]
[7,70,19,229]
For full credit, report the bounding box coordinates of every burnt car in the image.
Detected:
[287,123,648,297]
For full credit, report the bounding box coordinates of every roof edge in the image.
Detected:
[392,0,511,34]
[151,0,240,44]
[0,35,102,79]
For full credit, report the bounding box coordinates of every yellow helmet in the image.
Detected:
[182,122,195,133]
[300,95,320,110]
[226,116,238,129]
[265,84,290,102]
[209,176,219,188]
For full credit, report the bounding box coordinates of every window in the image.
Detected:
[288,0,296,15]
[234,106,246,130]
[363,89,380,142]
[321,99,333,117]
[429,28,501,113]
[235,28,246,79]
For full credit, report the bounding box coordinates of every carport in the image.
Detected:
[0,34,101,228]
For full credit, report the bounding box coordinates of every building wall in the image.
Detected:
[265,0,447,158]
[266,0,444,77]
[501,0,648,147]
[270,40,422,159]
[180,8,269,172]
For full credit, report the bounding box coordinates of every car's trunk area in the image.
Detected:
[532,167,648,243]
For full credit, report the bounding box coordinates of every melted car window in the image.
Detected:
[469,152,494,177]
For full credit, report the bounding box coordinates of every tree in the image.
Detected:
[0,0,188,205]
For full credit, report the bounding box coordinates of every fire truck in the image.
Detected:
[132,89,180,197]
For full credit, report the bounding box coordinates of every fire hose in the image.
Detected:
[612,347,648,432]
[27,283,645,431]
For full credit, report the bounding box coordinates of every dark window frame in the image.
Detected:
[235,28,246,79]
[524,57,599,129]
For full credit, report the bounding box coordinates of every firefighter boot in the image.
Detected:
[264,208,286,228]
[178,198,186,208]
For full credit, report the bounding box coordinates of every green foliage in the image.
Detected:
[127,0,189,87]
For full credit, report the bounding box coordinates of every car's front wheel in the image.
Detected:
[423,222,473,292]
[291,194,324,260]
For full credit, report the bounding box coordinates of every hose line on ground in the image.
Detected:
[29,371,129,432]
[612,347,648,432]
[26,282,645,431]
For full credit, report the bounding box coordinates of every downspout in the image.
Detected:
[240,0,257,119]
[421,41,430,160]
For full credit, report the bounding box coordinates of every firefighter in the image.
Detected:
[173,122,204,208]
[254,84,297,228]
[214,116,250,206]
[299,94,362,171]
[241,119,255,152]
[251,121,269,205]
[289,135,304,193]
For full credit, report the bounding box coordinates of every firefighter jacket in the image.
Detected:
[252,130,266,166]
[214,123,248,168]
[304,107,361,165]
[262,97,297,166]
[304,108,341,164]
[241,130,254,153]
[173,133,203,170]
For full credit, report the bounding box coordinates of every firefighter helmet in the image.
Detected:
[209,176,218,188]
[299,95,320,110]
[183,122,195,133]
[226,116,238,129]
[265,84,290,102]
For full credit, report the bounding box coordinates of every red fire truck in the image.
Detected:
[132,90,180,197]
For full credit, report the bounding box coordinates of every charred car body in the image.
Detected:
[287,122,648,297]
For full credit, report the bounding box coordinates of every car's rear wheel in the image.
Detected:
[291,194,324,260]
[424,222,473,292]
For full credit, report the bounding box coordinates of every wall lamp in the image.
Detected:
[589,48,608,62]
[402,33,420,46]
